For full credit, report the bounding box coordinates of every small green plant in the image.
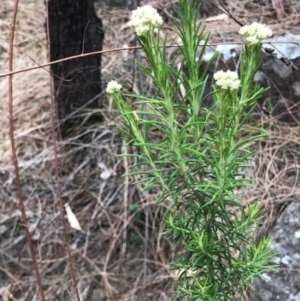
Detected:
[107,1,277,300]
[129,202,139,212]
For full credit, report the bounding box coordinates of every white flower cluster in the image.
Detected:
[128,5,163,36]
[214,70,240,91]
[239,22,272,45]
[106,80,122,94]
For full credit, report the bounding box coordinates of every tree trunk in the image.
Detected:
[48,0,104,136]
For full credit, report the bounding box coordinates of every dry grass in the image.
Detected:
[1,0,300,300]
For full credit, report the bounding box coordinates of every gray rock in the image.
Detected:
[251,201,300,301]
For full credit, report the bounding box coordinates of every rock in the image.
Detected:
[251,200,300,301]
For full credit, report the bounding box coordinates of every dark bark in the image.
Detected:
[48,0,104,136]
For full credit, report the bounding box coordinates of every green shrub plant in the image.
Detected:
[106,1,278,300]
